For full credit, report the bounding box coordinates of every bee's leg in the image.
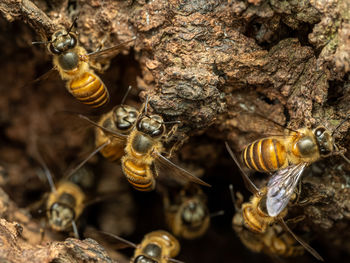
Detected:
[285,215,305,226]
[72,220,80,239]
[39,220,47,244]
[295,179,302,204]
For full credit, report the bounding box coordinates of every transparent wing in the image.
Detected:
[225,142,260,196]
[84,227,136,250]
[87,37,136,62]
[267,163,307,217]
[77,114,128,141]
[278,219,324,261]
[154,152,211,187]
[26,67,57,87]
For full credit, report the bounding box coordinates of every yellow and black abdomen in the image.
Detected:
[68,72,109,108]
[121,157,156,192]
[242,138,287,172]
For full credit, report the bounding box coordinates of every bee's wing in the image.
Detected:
[267,163,307,217]
[26,67,58,87]
[87,37,136,62]
[278,219,324,261]
[225,142,260,196]
[77,114,128,141]
[84,227,137,250]
[154,152,211,187]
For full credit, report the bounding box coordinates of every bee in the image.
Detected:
[32,18,135,108]
[163,184,209,239]
[163,184,223,239]
[77,96,210,191]
[239,116,350,217]
[226,142,324,261]
[121,99,211,191]
[231,194,305,258]
[34,150,95,238]
[102,230,182,263]
[94,103,139,161]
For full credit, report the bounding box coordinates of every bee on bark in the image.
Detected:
[79,86,139,162]
[231,189,304,259]
[33,147,99,238]
[239,116,350,217]
[163,184,223,239]
[226,142,324,261]
[102,230,182,263]
[32,18,135,108]
[77,96,210,191]
[120,98,211,191]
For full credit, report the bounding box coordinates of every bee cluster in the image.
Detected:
[1,1,350,263]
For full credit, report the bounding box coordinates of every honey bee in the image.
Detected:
[121,100,211,191]
[231,192,305,258]
[77,96,210,191]
[239,117,350,217]
[163,184,210,239]
[35,151,95,238]
[226,142,324,261]
[32,18,135,108]
[77,86,139,162]
[102,230,182,263]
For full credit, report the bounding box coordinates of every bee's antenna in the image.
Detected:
[144,95,150,115]
[210,210,225,218]
[35,147,56,193]
[32,41,51,45]
[121,85,132,105]
[229,184,240,211]
[65,16,79,35]
[163,120,181,125]
[331,114,350,137]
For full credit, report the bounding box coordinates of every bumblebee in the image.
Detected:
[163,184,210,239]
[226,142,323,261]
[33,19,134,108]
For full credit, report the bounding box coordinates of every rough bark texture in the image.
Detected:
[1,0,350,262]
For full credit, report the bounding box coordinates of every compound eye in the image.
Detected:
[134,255,157,263]
[137,116,164,137]
[315,127,326,137]
[49,43,61,55]
[69,34,77,48]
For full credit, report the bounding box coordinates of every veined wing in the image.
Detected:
[225,142,260,196]
[87,37,136,61]
[154,152,211,187]
[267,163,307,217]
[78,114,128,141]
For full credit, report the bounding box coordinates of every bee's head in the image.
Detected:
[48,202,75,230]
[181,200,207,226]
[314,126,333,156]
[113,105,139,131]
[48,29,77,55]
[137,114,165,138]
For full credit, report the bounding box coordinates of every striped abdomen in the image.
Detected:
[99,143,125,161]
[121,158,155,191]
[68,72,109,108]
[242,204,267,233]
[242,138,286,172]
